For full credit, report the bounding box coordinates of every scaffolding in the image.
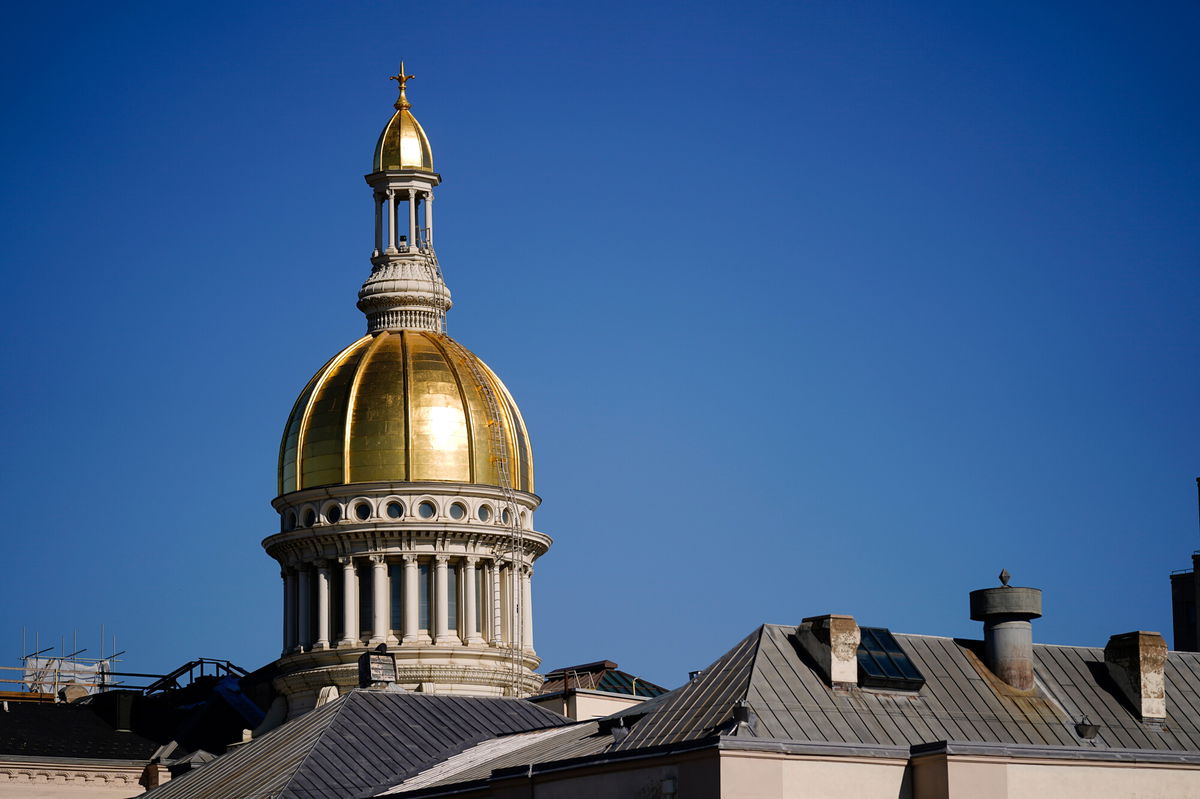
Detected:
[2,630,245,702]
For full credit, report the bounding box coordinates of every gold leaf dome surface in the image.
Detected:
[278,331,532,495]
[373,107,434,171]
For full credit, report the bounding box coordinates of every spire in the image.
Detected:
[360,65,449,334]
[389,61,415,110]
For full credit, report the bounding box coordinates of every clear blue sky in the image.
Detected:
[1,1,1196,688]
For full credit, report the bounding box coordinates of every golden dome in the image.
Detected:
[278,331,532,495]
[373,64,433,172]
[373,107,433,171]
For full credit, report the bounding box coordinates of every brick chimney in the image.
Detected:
[1104,631,1168,724]
[797,614,860,690]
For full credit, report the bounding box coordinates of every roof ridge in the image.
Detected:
[380,723,589,795]
[274,692,356,798]
[346,693,571,799]
[744,624,769,706]
[614,625,763,751]
[143,691,350,799]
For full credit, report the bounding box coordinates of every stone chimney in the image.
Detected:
[969,571,1042,691]
[1104,631,1168,724]
[797,614,860,690]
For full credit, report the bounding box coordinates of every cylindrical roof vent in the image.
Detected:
[969,570,1042,691]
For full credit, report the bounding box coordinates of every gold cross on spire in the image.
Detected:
[389,61,415,110]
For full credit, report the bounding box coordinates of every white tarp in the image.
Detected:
[23,657,111,694]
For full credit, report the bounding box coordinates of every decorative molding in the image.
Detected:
[0,763,142,785]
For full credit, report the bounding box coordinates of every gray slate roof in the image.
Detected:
[142,690,570,799]
[380,625,1200,796]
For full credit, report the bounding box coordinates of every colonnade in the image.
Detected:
[373,188,433,255]
[281,553,531,655]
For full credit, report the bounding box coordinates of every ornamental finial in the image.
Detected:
[389,61,415,110]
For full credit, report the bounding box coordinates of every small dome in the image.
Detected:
[373,107,433,171]
[278,331,532,495]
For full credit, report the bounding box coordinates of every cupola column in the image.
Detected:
[339,557,358,647]
[407,189,418,250]
[370,555,389,645]
[521,566,534,653]
[434,555,455,644]
[385,190,398,253]
[464,556,481,644]
[489,560,503,645]
[373,193,384,256]
[296,566,312,651]
[424,192,434,248]
[282,569,296,655]
[314,561,331,650]
[402,555,420,643]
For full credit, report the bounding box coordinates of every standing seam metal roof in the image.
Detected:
[142,691,570,799]
[380,624,1200,796]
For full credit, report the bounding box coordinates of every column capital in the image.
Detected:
[369,553,387,566]
[338,555,356,568]
[385,188,395,198]
[402,553,418,566]
[434,553,449,565]
[464,555,479,567]
[314,559,329,570]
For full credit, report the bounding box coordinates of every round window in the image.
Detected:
[284,512,296,532]
[449,503,466,520]
[386,501,404,519]
[418,501,436,519]
[355,503,371,521]
[501,509,512,525]
[326,505,342,524]
[478,505,491,522]
[303,509,316,527]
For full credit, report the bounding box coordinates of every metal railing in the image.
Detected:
[0,657,248,701]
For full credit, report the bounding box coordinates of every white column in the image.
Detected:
[385,190,397,252]
[373,192,383,256]
[402,555,419,643]
[434,555,455,644]
[506,564,518,650]
[339,557,358,647]
[297,567,312,652]
[521,565,534,653]
[282,569,296,655]
[370,555,388,645]
[464,556,481,645]
[425,192,434,248]
[407,189,417,249]
[314,561,331,649]
[489,560,503,645]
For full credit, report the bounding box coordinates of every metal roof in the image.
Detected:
[539,660,669,698]
[621,625,1200,752]
[378,625,1200,796]
[142,690,570,799]
[378,724,608,795]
